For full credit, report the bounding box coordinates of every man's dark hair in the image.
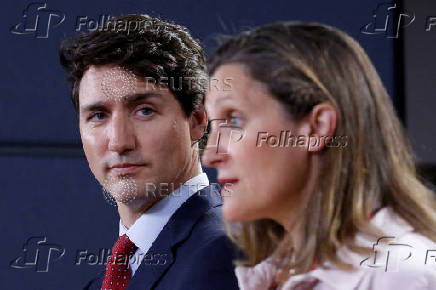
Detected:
[59,14,206,117]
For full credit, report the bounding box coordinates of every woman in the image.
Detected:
[202,22,436,289]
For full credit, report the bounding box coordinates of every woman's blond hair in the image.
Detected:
[207,22,436,278]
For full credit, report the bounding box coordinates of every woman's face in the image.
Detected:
[203,64,311,225]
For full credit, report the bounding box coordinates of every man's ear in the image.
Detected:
[305,102,338,152]
[189,104,208,142]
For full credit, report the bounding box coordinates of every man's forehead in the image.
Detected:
[79,65,170,104]
[81,65,135,86]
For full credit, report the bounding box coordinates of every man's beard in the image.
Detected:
[101,174,139,204]
[100,174,163,206]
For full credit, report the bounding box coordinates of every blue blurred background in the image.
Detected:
[1,0,434,289]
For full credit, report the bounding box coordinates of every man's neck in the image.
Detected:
[117,162,202,229]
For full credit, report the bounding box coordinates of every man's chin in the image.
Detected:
[113,190,164,210]
[101,174,139,204]
[99,174,165,205]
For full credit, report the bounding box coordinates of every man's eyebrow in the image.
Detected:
[80,93,161,113]
[122,93,161,103]
[80,101,108,113]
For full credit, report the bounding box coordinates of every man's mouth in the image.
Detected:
[110,163,146,175]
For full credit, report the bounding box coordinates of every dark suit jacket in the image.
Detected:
[84,184,240,289]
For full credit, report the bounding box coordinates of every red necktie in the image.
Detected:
[101,234,138,290]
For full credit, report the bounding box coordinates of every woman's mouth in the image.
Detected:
[218,178,239,188]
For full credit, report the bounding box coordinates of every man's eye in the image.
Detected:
[90,112,106,121]
[138,107,154,116]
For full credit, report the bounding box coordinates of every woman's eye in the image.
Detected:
[230,115,243,127]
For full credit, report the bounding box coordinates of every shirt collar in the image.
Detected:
[119,172,209,254]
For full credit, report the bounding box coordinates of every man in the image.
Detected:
[59,14,239,290]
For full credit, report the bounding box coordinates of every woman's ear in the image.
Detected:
[189,103,208,142]
[306,102,338,152]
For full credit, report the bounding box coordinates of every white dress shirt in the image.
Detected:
[118,173,209,277]
[235,207,436,289]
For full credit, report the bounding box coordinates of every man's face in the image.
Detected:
[78,65,198,205]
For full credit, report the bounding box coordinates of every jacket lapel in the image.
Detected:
[127,184,222,289]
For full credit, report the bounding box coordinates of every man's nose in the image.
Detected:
[107,113,136,154]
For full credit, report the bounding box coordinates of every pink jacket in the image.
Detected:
[235,207,436,289]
